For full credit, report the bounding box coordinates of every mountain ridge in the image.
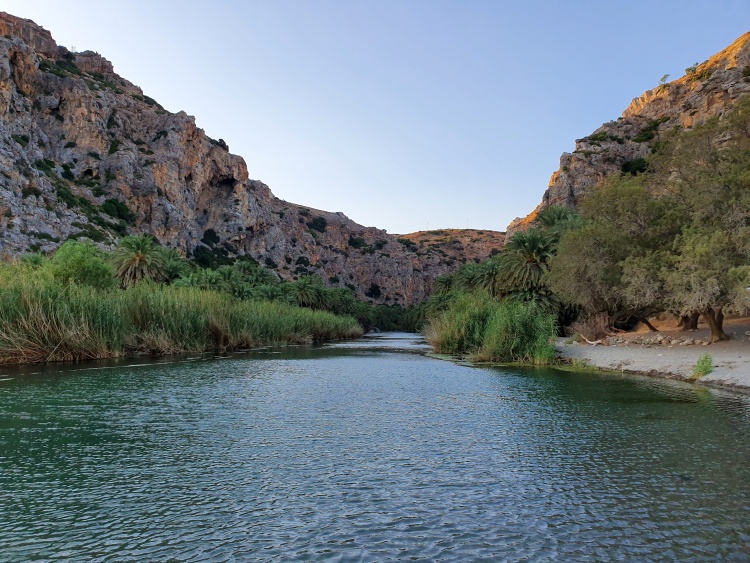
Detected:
[507,31,750,235]
[0,12,503,306]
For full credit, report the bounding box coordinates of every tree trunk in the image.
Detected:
[689,311,700,330]
[678,311,700,331]
[703,306,729,343]
[638,316,658,332]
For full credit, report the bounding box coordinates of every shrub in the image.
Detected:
[475,302,557,364]
[691,353,713,380]
[201,228,220,245]
[365,283,381,298]
[101,198,134,223]
[306,216,327,233]
[425,291,556,364]
[46,240,116,289]
[621,158,648,175]
[348,236,366,248]
[21,186,42,199]
[11,134,29,147]
[424,291,495,355]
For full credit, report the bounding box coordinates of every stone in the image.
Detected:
[507,32,750,236]
[0,12,505,306]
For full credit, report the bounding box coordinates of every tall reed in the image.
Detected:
[424,290,556,364]
[0,267,362,365]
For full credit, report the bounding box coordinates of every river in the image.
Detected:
[1,333,748,561]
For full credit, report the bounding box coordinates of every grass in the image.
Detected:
[0,267,362,365]
[690,353,713,380]
[424,291,557,365]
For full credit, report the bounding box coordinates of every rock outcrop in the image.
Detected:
[507,32,750,236]
[0,12,501,305]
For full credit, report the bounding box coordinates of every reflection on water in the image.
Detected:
[0,332,748,561]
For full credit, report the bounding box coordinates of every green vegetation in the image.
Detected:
[418,99,750,361]
[348,236,366,248]
[0,268,361,364]
[546,97,750,343]
[306,216,327,233]
[0,244,363,365]
[11,134,29,147]
[423,291,556,364]
[691,353,713,380]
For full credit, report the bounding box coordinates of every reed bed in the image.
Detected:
[424,290,556,364]
[0,269,362,365]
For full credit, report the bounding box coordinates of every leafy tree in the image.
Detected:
[286,275,329,309]
[46,240,116,290]
[159,247,189,283]
[496,228,555,296]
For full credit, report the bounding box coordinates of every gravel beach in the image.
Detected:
[556,317,750,392]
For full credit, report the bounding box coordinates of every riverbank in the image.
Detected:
[556,317,750,393]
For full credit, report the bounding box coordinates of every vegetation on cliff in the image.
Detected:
[547,96,750,342]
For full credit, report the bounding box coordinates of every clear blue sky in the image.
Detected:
[5,1,749,233]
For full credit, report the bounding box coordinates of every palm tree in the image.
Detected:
[465,256,508,298]
[159,247,189,283]
[287,275,328,309]
[111,235,166,287]
[535,205,582,239]
[497,228,556,295]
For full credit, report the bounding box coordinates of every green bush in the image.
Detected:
[475,302,557,364]
[691,353,713,380]
[307,216,327,233]
[425,291,556,364]
[0,266,362,365]
[46,240,116,289]
[101,198,134,223]
[348,236,367,248]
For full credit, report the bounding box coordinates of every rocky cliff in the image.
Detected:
[0,13,502,305]
[507,32,750,235]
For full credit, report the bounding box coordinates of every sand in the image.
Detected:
[556,317,750,392]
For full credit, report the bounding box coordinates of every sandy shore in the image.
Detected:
[556,317,750,392]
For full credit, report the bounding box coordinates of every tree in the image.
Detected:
[496,228,556,298]
[46,240,116,289]
[286,275,329,309]
[662,229,748,342]
[111,235,166,287]
[159,247,189,283]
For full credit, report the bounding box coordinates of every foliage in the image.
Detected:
[306,216,327,233]
[691,353,713,379]
[424,290,556,364]
[45,240,115,290]
[547,97,750,340]
[101,198,135,223]
[110,235,166,287]
[0,266,361,365]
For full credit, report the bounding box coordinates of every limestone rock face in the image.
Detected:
[507,32,750,236]
[0,12,494,305]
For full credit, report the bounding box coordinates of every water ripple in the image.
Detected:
[1,333,748,561]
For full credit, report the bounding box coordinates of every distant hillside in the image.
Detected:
[398,229,505,266]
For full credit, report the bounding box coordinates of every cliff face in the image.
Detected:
[507,32,750,235]
[0,13,500,305]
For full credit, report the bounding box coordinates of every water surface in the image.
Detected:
[1,333,748,561]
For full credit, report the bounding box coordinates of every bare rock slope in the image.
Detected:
[507,32,750,235]
[0,13,499,305]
